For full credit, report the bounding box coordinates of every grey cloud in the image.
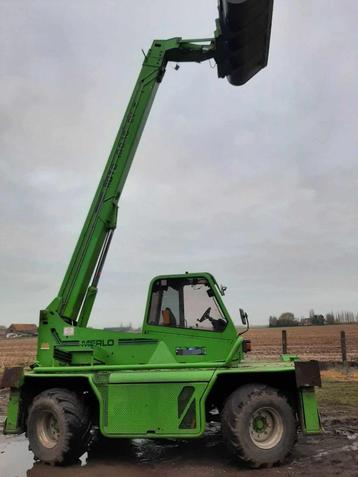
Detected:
[0,0,357,327]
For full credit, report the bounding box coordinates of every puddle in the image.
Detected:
[0,424,240,477]
[0,434,34,477]
[1,423,358,477]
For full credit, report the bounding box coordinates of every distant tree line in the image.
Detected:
[269,309,358,327]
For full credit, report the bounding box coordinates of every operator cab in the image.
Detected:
[147,276,227,332]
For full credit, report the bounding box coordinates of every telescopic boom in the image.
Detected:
[46,0,274,326]
[47,39,215,324]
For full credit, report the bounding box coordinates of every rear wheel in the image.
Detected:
[27,388,92,465]
[222,383,296,468]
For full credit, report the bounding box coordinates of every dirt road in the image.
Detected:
[0,392,357,477]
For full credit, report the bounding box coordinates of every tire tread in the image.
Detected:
[27,387,92,465]
[221,383,296,468]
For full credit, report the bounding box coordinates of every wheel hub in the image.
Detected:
[253,416,266,432]
[36,411,60,449]
[249,407,284,450]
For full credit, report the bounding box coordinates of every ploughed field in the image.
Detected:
[0,337,36,369]
[246,323,358,362]
[0,324,357,369]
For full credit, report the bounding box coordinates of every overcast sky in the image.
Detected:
[0,0,357,328]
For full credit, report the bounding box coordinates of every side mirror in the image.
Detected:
[239,308,248,325]
[220,284,227,296]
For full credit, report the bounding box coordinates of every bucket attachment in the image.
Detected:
[215,0,274,85]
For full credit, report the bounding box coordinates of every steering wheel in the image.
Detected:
[197,307,211,323]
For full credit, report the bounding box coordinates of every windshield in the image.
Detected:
[147,277,227,332]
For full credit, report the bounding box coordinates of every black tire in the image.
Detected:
[221,383,297,468]
[27,388,92,465]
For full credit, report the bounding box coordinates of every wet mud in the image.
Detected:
[0,398,357,477]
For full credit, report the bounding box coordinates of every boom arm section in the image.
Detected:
[47,38,214,324]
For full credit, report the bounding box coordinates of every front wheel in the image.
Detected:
[27,388,92,465]
[221,384,296,468]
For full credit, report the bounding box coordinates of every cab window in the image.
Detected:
[147,277,227,332]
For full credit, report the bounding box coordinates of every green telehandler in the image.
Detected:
[1,0,321,468]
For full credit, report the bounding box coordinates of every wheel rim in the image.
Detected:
[249,407,283,449]
[36,410,60,449]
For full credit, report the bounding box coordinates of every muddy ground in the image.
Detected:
[0,388,357,477]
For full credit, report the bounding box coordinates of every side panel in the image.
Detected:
[104,382,207,436]
[95,368,213,437]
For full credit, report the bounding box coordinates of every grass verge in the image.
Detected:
[317,369,358,407]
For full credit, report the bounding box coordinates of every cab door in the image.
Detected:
[142,274,237,363]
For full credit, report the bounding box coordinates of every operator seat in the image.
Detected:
[162,307,177,326]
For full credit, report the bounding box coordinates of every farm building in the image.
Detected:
[6,324,38,338]
[0,325,6,338]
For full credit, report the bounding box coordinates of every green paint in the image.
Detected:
[3,389,23,434]
[253,417,265,432]
[281,354,299,362]
[299,388,321,434]
[3,18,321,448]
[103,382,207,436]
[48,39,214,323]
